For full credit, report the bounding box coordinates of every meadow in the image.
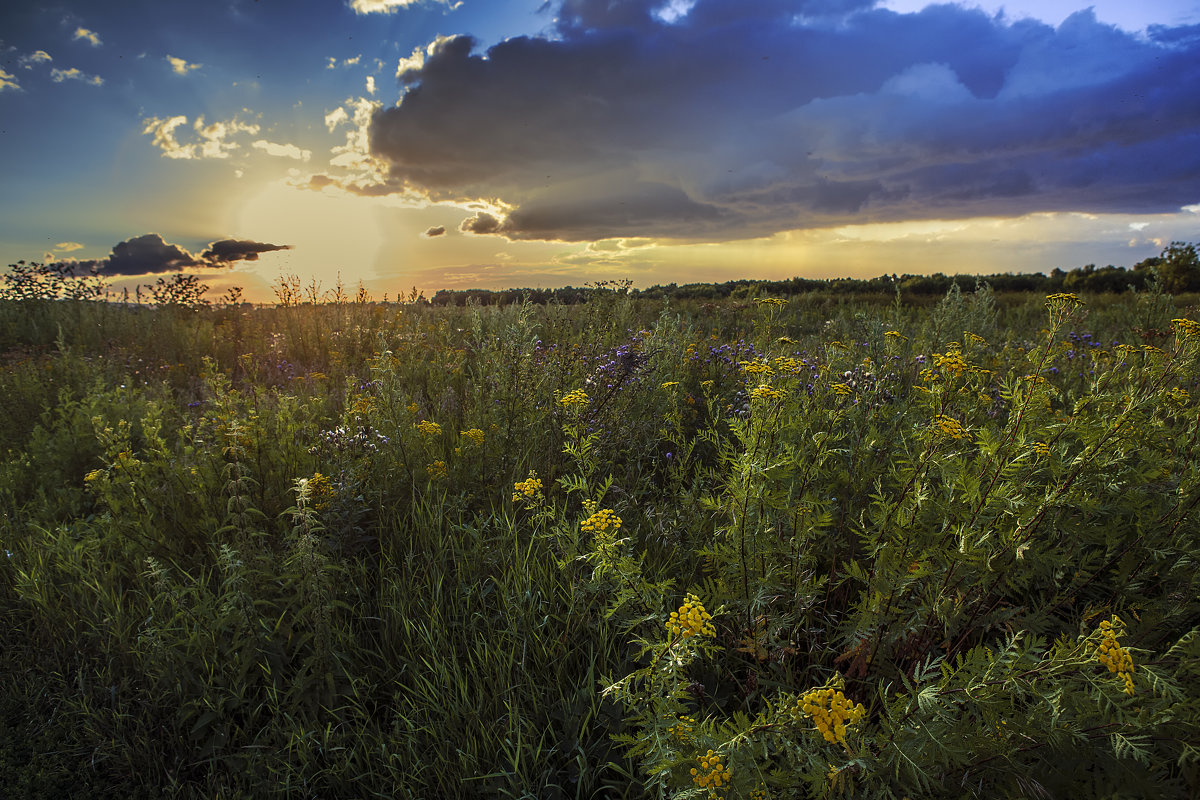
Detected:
[0,273,1198,798]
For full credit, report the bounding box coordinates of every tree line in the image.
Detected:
[429,241,1199,306]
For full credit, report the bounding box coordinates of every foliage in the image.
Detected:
[0,276,1198,798]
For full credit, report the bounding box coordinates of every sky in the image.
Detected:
[2,0,1199,302]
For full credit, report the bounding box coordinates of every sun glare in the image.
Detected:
[234,181,387,294]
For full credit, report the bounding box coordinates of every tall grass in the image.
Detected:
[0,282,1197,797]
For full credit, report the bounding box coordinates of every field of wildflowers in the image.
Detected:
[0,275,1198,798]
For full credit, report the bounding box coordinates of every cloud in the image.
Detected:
[142,115,192,158]
[361,0,1200,242]
[460,212,503,235]
[324,106,350,131]
[200,238,292,263]
[50,67,103,85]
[142,114,260,159]
[423,225,447,237]
[54,242,84,252]
[51,234,291,276]
[0,69,19,92]
[349,0,457,14]
[19,50,52,68]
[312,96,395,193]
[366,75,376,95]
[252,139,313,161]
[72,27,101,46]
[166,55,202,75]
[327,54,363,68]
[105,234,199,274]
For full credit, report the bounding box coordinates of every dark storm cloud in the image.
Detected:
[105,233,200,275]
[365,0,1200,241]
[459,212,502,235]
[201,238,292,263]
[423,225,447,237]
[53,233,290,276]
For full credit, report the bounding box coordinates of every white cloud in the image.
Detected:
[327,54,363,68]
[72,27,101,46]
[365,75,376,94]
[0,69,19,92]
[195,116,260,159]
[324,106,350,131]
[252,139,313,161]
[395,44,426,79]
[329,96,382,171]
[654,0,697,24]
[349,0,424,13]
[142,115,193,159]
[20,50,52,68]
[54,242,85,251]
[304,97,397,194]
[50,67,103,85]
[142,114,260,159]
[166,55,202,75]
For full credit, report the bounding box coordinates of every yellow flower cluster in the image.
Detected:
[1171,317,1200,338]
[560,389,590,407]
[1096,617,1135,696]
[691,750,731,791]
[667,593,716,639]
[748,786,769,800]
[750,384,785,401]
[308,472,335,511]
[416,419,441,437]
[1046,292,1083,306]
[773,356,802,373]
[832,383,853,396]
[1031,441,1051,459]
[406,402,420,415]
[756,297,787,307]
[933,350,968,377]
[512,472,543,502]
[884,330,905,339]
[933,414,970,441]
[459,428,485,446]
[580,508,622,534]
[660,381,680,389]
[426,460,447,479]
[964,332,988,346]
[739,360,774,375]
[668,714,696,743]
[796,687,866,745]
[1166,387,1191,407]
[349,394,374,416]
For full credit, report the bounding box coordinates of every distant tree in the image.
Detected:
[1156,242,1200,293]
[1134,242,1198,293]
